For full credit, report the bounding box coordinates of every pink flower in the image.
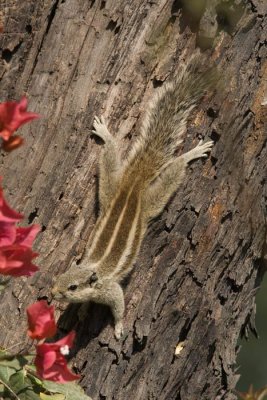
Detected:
[15,225,40,247]
[27,300,57,340]
[0,184,23,223]
[0,182,40,277]
[0,97,40,141]
[0,221,16,247]
[35,331,80,382]
[0,223,40,248]
[0,245,38,276]
[0,224,40,276]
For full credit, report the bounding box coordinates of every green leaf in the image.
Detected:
[0,362,17,385]
[0,354,28,370]
[0,382,5,396]
[26,370,44,387]
[43,381,92,400]
[0,348,9,358]
[40,393,65,400]
[15,390,41,400]
[9,370,26,391]
[8,371,40,400]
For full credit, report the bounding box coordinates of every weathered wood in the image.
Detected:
[0,0,266,399]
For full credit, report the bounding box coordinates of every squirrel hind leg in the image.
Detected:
[181,139,214,164]
[142,139,214,221]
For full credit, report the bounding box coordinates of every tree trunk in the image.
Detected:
[0,0,266,399]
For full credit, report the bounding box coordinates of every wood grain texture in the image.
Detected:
[0,0,266,399]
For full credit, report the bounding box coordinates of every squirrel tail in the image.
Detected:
[125,55,218,186]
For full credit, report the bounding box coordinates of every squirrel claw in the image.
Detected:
[92,115,111,142]
[100,116,106,124]
[114,321,124,340]
[94,115,100,124]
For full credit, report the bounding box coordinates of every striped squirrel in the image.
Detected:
[52,56,216,339]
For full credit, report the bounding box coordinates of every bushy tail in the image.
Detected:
[126,55,218,185]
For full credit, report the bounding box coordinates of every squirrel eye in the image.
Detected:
[87,272,98,285]
[68,284,78,291]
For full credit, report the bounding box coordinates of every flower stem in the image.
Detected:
[0,378,19,400]
[25,366,39,379]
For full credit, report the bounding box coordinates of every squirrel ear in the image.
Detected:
[87,272,98,285]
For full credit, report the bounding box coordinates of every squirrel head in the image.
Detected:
[51,262,101,303]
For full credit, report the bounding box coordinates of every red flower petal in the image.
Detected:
[35,331,80,383]
[54,331,76,348]
[0,180,39,277]
[0,221,16,247]
[0,252,7,271]
[0,245,38,276]
[0,186,23,223]
[27,300,57,340]
[36,347,58,370]
[0,97,40,141]
[15,225,40,247]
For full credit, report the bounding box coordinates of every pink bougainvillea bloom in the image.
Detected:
[0,185,23,223]
[27,300,57,340]
[0,221,16,247]
[0,221,39,248]
[35,331,80,382]
[0,182,40,277]
[15,224,40,247]
[0,96,40,141]
[0,245,38,276]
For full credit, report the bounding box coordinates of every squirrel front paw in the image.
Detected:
[188,139,214,161]
[92,116,111,142]
[195,139,214,158]
[114,321,124,340]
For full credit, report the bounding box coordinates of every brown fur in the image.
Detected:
[52,56,218,338]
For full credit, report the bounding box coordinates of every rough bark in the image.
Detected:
[0,0,266,399]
